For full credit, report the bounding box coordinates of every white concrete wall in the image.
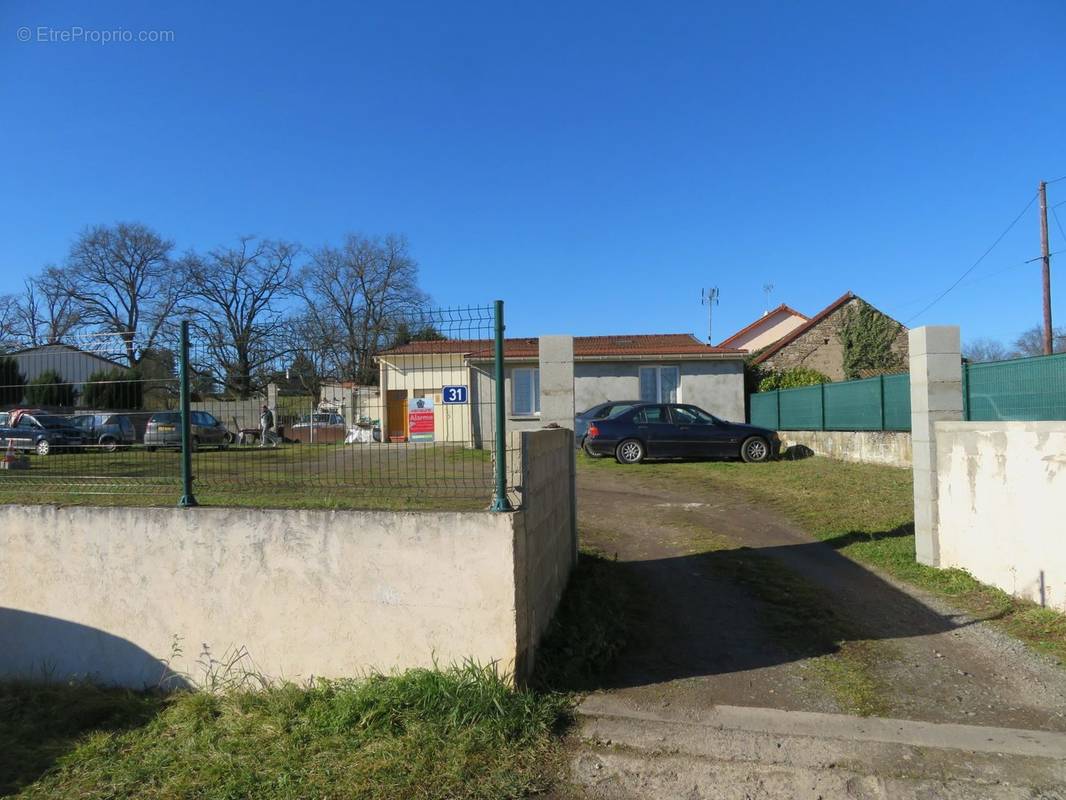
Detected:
[935,422,1066,611]
[779,430,912,468]
[0,431,575,687]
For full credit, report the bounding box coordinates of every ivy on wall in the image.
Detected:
[757,366,831,392]
[838,301,904,380]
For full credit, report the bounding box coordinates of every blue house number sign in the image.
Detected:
[442,385,468,405]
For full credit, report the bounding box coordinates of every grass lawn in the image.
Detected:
[579,453,1066,665]
[0,444,495,511]
[0,664,569,800]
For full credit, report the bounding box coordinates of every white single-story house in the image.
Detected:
[376,334,746,444]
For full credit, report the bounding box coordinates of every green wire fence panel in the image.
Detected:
[965,352,1066,421]
[749,373,913,432]
[0,304,514,510]
[824,377,882,430]
[779,384,823,430]
[882,374,912,431]
[749,392,779,430]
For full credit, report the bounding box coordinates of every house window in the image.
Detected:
[512,368,540,416]
[639,366,680,403]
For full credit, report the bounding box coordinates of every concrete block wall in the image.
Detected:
[0,433,576,687]
[513,427,578,676]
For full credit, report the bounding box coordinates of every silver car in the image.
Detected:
[144,411,232,451]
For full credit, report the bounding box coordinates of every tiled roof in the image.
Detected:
[716,303,810,349]
[751,291,858,364]
[379,333,744,359]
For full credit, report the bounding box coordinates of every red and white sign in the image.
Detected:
[408,396,435,442]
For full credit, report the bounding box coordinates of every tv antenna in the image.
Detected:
[762,282,775,314]
[700,287,719,344]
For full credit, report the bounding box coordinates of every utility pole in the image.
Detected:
[1039,180,1053,355]
[701,287,719,344]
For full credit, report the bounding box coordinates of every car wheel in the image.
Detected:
[100,436,118,453]
[615,438,645,465]
[582,439,603,458]
[35,439,51,456]
[741,436,771,463]
[146,446,156,453]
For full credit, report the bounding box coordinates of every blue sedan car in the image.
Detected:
[583,402,779,464]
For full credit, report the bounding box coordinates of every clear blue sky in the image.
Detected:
[2,1,1064,346]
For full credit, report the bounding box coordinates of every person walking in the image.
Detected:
[259,404,280,448]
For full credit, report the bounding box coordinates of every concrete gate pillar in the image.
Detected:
[908,326,963,567]
[539,335,578,562]
[539,335,575,429]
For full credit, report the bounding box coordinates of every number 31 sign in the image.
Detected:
[442,385,468,405]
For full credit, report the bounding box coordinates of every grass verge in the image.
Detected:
[580,453,1066,665]
[2,663,568,800]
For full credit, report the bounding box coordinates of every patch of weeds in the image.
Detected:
[13,662,569,800]
[533,548,635,691]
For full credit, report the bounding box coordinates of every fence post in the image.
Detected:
[178,320,198,508]
[490,300,512,512]
[775,389,781,430]
[820,382,826,431]
[879,374,886,431]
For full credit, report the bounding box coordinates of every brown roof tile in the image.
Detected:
[380,333,743,359]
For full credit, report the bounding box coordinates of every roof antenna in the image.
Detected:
[700,287,719,344]
[762,283,775,316]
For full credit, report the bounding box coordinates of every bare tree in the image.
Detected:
[962,337,1012,363]
[63,222,183,366]
[8,270,82,346]
[182,237,297,398]
[296,234,427,384]
[1013,325,1066,357]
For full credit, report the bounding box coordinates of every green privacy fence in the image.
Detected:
[750,374,912,432]
[964,351,1066,421]
[750,352,1066,431]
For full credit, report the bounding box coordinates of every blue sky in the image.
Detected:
[2,1,1064,346]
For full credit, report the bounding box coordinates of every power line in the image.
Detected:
[1053,205,1066,246]
[905,192,1037,324]
[1048,174,1066,185]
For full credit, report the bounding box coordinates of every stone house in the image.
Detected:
[751,292,908,381]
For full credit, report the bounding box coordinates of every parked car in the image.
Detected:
[583,402,780,464]
[575,400,641,456]
[144,411,232,451]
[289,412,347,444]
[0,411,87,455]
[69,413,137,452]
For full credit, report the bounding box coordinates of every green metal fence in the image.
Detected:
[964,352,1066,421]
[0,302,514,511]
[750,373,912,432]
[750,351,1066,431]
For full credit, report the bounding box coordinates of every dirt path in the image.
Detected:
[577,466,1066,732]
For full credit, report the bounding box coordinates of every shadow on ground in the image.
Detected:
[0,610,185,796]
[538,525,965,694]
